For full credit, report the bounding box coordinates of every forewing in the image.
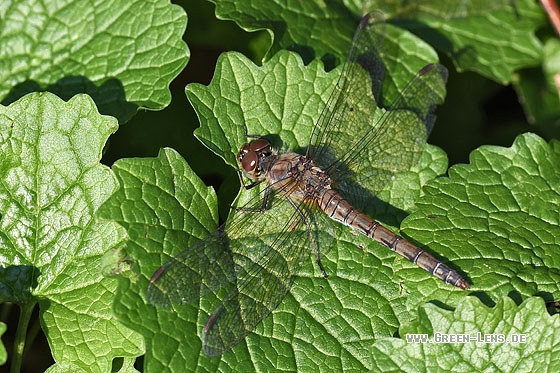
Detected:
[307,13,448,213]
[333,63,447,212]
[307,13,385,167]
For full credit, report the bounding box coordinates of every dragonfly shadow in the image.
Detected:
[392,19,478,76]
[401,232,471,280]
[431,291,559,315]
[355,47,386,109]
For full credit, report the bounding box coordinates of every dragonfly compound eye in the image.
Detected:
[249,138,270,152]
[240,150,258,172]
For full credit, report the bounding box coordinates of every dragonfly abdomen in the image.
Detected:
[319,189,469,289]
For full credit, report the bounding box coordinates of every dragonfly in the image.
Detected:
[147,12,469,357]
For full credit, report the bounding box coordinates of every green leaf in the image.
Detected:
[372,296,560,371]
[99,146,419,371]
[514,38,560,138]
[402,133,560,303]
[0,322,6,365]
[187,31,442,171]
[0,92,142,371]
[0,0,189,122]
[212,0,543,83]
[392,0,544,83]
[97,149,228,371]
[213,0,358,64]
[156,38,465,369]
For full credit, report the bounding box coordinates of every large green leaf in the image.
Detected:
[0,0,189,122]
[97,149,226,371]
[99,145,452,372]
[401,133,560,306]
[372,296,560,371]
[121,33,467,370]
[0,93,142,372]
[188,25,443,170]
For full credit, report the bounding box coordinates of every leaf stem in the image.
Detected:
[11,302,36,373]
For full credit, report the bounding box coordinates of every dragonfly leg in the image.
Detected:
[230,182,271,213]
[287,198,329,278]
[237,169,265,190]
[315,251,328,278]
[307,217,328,279]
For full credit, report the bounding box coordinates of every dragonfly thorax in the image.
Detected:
[267,153,333,202]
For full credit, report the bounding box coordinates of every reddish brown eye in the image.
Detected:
[250,139,270,152]
[237,144,250,163]
[241,151,258,172]
[238,139,271,174]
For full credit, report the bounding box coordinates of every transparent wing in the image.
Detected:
[147,175,334,355]
[307,13,385,162]
[201,200,308,356]
[146,230,237,306]
[307,13,448,213]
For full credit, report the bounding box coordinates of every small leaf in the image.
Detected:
[0,92,142,371]
[0,322,6,365]
[372,296,560,371]
[213,0,357,63]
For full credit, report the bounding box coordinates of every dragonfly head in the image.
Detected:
[238,138,274,178]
